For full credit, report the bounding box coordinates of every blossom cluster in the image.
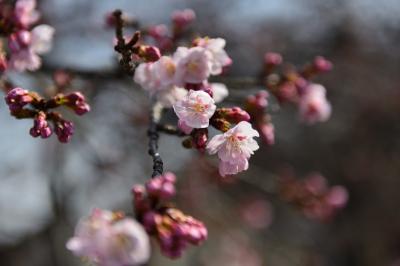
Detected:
[67,208,150,266]
[4,87,90,142]
[133,172,207,258]
[133,25,262,177]
[0,0,55,72]
[134,36,231,107]
[278,173,348,221]
[245,91,275,145]
[263,53,332,124]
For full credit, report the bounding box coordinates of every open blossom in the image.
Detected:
[298,83,331,124]
[134,57,188,107]
[152,56,178,88]
[67,208,150,266]
[8,25,55,72]
[194,37,232,75]
[174,46,212,85]
[173,90,216,128]
[207,121,259,176]
[134,63,157,92]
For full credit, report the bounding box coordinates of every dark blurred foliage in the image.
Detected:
[0,0,400,265]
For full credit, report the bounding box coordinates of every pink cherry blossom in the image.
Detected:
[173,90,216,128]
[8,49,41,71]
[134,60,187,107]
[207,121,259,176]
[152,56,178,88]
[298,83,331,124]
[194,37,232,75]
[178,119,193,134]
[7,24,54,72]
[67,208,150,266]
[134,62,158,92]
[174,46,212,85]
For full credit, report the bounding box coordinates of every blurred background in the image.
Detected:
[1,0,400,265]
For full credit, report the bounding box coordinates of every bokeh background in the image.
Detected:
[1,0,400,265]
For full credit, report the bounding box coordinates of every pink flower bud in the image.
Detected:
[148,24,169,39]
[8,30,31,52]
[224,107,251,123]
[264,52,282,66]
[54,119,74,143]
[30,111,52,138]
[64,92,90,115]
[313,56,333,73]
[138,45,161,62]
[259,123,275,146]
[171,9,196,29]
[5,87,34,112]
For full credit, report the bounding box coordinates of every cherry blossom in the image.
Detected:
[173,90,216,128]
[174,46,212,85]
[67,208,150,266]
[207,121,259,176]
[8,24,55,72]
[194,37,232,75]
[298,83,331,124]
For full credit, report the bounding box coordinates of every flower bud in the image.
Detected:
[192,128,208,151]
[64,92,90,115]
[313,56,333,73]
[264,52,282,66]
[8,30,31,52]
[5,87,34,112]
[30,111,52,138]
[259,123,274,146]
[138,45,161,62]
[171,9,196,29]
[54,119,74,143]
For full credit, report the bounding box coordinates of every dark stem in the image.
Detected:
[147,104,163,177]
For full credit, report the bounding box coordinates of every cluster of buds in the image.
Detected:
[245,91,275,145]
[278,173,348,221]
[67,208,150,266]
[5,87,90,143]
[263,52,332,124]
[132,172,207,258]
[144,9,196,52]
[0,0,55,72]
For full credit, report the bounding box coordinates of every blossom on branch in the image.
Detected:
[133,172,207,258]
[67,208,150,266]
[173,90,216,128]
[207,121,259,176]
[298,83,331,124]
[193,37,232,75]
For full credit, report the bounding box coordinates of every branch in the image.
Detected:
[147,101,164,177]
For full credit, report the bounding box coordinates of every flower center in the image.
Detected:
[187,61,198,73]
[166,62,176,76]
[193,102,206,113]
[227,134,246,149]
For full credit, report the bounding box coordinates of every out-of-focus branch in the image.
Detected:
[147,102,164,177]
